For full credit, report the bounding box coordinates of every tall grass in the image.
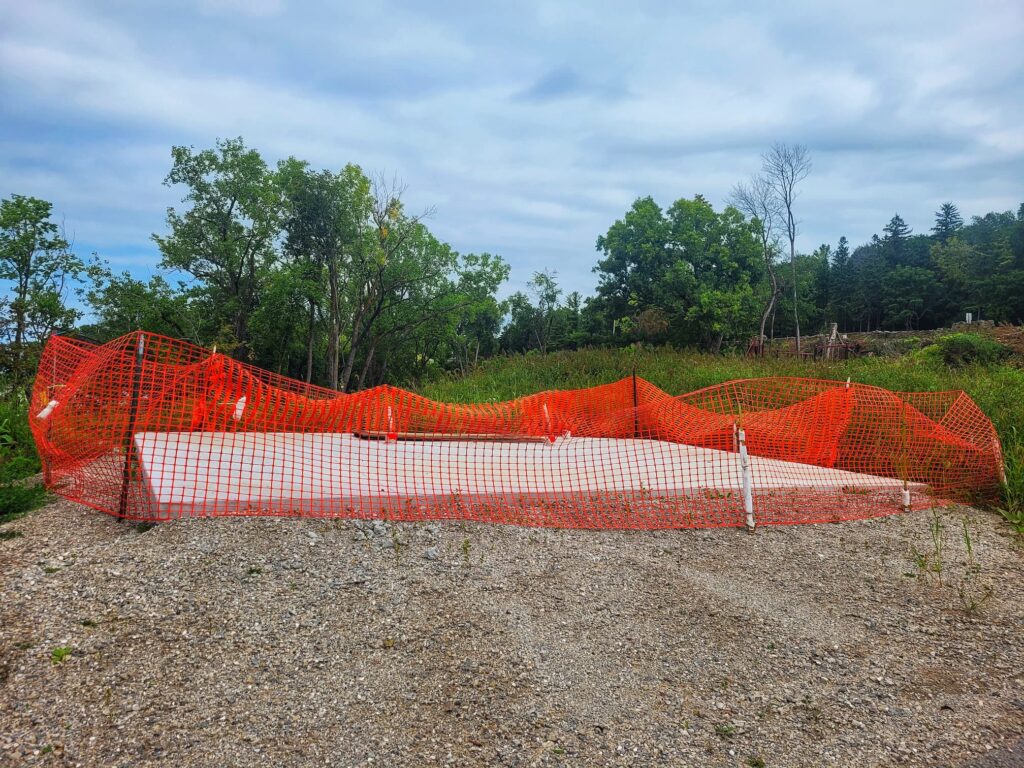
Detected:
[0,395,45,525]
[417,346,1024,515]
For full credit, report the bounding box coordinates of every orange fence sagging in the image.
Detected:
[30,331,1003,528]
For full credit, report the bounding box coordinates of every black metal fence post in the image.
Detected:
[632,366,639,439]
[117,332,146,518]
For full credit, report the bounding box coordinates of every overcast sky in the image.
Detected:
[2,0,1022,296]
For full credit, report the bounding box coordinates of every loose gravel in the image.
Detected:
[1,499,1022,767]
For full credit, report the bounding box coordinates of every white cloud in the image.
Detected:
[0,0,1021,296]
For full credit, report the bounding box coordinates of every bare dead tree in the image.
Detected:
[762,143,811,351]
[730,175,781,355]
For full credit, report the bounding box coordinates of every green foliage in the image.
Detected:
[911,509,945,584]
[998,425,1024,533]
[154,138,287,358]
[81,256,202,342]
[50,646,72,664]
[0,395,36,462]
[593,195,763,350]
[0,395,44,525]
[931,210,1024,325]
[957,518,993,613]
[714,723,735,739]
[0,194,82,386]
[915,333,1008,367]
[932,202,964,243]
[0,484,46,524]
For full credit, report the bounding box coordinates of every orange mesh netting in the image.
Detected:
[29,331,1004,528]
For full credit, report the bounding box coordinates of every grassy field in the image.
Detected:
[418,342,1024,526]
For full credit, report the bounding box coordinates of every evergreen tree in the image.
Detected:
[883,214,912,246]
[932,202,964,243]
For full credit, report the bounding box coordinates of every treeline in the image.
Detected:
[4,138,510,390]
[2,137,1023,391]
[553,198,1024,355]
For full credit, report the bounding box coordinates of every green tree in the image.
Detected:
[154,138,285,360]
[280,162,373,386]
[528,269,561,354]
[881,265,934,329]
[449,252,510,373]
[0,194,81,385]
[932,202,963,243]
[500,291,535,353]
[828,236,854,329]
[593,196,673,330]
[662,197,762,351]
[933,209,1024,323]
[882,213,913,259]
[82,256,200,342]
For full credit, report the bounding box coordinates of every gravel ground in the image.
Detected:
[1,498,1022,768]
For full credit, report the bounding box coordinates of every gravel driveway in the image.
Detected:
[2,499,1022,767]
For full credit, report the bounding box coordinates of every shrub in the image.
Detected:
[0,395,45,526]
[915,333,1008,367]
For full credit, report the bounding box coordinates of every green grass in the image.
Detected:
[417,345,1024,515]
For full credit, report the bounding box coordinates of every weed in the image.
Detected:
[957,518,994,614]
[747,757,766,768]
[389,521,404,564]
[246,566,262,576]
[0,529,23,540]
[79,619,97,628]
[997,502,1024,537]
[42,566,60,574]
[714,723,735,740]
[911,508,945,584]
[50,646,72,664]
[461,537,472,566]
[134,522,156,533]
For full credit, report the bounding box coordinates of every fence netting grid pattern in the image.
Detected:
[30,332,1003,527]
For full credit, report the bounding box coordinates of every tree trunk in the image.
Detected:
[790,233,800,352]
[327,262,340,389]
[304,299,316,384]
[232,308,249,361]
[356,342,376,391]
[12,276,27,384]
[758,259,779,355]
[339,320,364,393]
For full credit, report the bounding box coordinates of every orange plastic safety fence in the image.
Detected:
[29,331,1004,527]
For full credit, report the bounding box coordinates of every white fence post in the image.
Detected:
[738,427,755,532]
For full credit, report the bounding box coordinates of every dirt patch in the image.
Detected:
[1,499,1022,767]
